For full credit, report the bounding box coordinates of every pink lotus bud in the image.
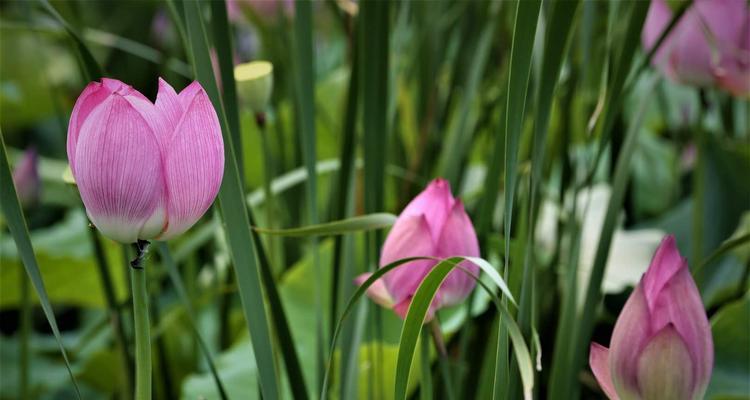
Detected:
[12,147,40,209]
[355,178,480,321]
[67,78,224,244]
[642,0,749,97]
[589,236,713,400]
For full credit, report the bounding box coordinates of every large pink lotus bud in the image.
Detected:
[12,147,40,209]
[642,0,749,97]
[589,236,713,400]
[355,179,480,320]
[67,78,224,244]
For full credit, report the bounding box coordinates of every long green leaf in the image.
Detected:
[318,254,523,399]
[436,3,499,185]
[513,2,581,398]
[249,215,310,400]
[502,0,540,285]
[0,134,81,399]
[419,325,433,400]
[320,256,425,399]
[498,1,541,398]
[393,258,532,400]
[696,232,750,276]
[210,0,243,177]
[253,213,398,237]
[579,0,650,188]
[156,242,228,400]
[361,0,389,215]
[292,0,325,391]
[182,2,279,399]
[330,31,361,399]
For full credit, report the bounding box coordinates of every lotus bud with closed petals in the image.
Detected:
[12,147,40,209]
[642,0,749,97]
[235,61,274,114]
[589,236,713,400]
[355,178,480,321]
[67,78,224,244]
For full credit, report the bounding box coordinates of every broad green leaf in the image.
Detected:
[706,294,750,399]
[0,210,127,308]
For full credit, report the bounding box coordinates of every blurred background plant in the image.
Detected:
[0,0,748,399]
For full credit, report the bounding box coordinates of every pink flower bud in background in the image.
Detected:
[67,78,224,244]
[355,179,480,321]
[12,147,40,209]
[642,0,749,97]
[589,236,713,400]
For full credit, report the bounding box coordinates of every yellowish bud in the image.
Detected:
[234,61,273,113]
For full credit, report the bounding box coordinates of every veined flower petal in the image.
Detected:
[354,272,394,308]
[435,200,480,307]
[159,82,224,240]
[589,343,619,400]
[380,215,437,307]
[400,178,455,241]
[636,324,696,400]
[609,284,651,399]
[74,94,166,243]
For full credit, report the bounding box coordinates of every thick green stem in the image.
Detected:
[430,319,456,400]
[20,275,30,400]
[256,113,283,273]
[420,325,433,400]
[130,240,151,400]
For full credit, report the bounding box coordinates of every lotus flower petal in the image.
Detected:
[155,78,184,129]
[643,0,750,96]
[644,238,713,395]
[435,200,480,307]
[636,324,695,400]
[74,94,166,243]
[589,343,619,400]
[355,272,394,309]
[593,235,713,400]
[381,214,437,306]
[159,82,224,240]
[400,178,455,241]
[609,283,651,399]
[642,0,674,73]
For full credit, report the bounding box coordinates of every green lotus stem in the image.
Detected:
[130,240,151,400]
[256,112,283,272]
[20,275,30,400]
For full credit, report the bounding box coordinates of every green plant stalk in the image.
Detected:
[88,228,133,397]
[130,241,152,400]
[692,92,707,267]
[20,274,30,400]
[292,1,325,389]
[420,325,433,400]
[430,320,456,400]
[256,114,282,271]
